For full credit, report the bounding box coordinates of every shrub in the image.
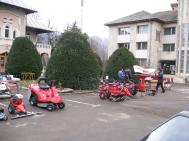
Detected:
[105,48,138,80]
[46,23,101,89]
[5,37,42,78]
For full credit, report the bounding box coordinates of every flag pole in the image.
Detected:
[81,0,83,32]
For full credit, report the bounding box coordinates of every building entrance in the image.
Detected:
[160,60,176,75]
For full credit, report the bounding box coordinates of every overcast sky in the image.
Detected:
[22,0,176,38]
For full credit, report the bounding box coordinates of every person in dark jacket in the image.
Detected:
[156,68,165,93]
[118,68,126,83]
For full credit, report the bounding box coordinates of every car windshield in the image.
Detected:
[141,116,189,141]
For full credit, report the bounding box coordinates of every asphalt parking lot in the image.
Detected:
[1,84,189,141]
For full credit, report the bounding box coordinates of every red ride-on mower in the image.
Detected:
[8,94,41,120]
[28,77,65,111]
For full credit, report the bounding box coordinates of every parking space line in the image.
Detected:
[65,99,101,108]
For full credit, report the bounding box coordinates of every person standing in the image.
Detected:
[156,68,165,93]
[118,68,126,83]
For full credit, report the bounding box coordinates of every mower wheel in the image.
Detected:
[47,104,54,111]
[30,96,38,106]
[58,103,65,109]
[8,105,15,114]
[99,92,106,99]
[131,89,137,96]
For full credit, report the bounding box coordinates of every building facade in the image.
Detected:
[177,0,189,78]
[105,3,179,75]
[0,0,52,72]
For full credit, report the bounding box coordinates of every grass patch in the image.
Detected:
[20,80,36,88]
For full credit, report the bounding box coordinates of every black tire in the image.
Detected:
[8,105,15,114]
[58,103,65,109]
[99,92,106,99]
[131,88,137,96]
[29,95,38,106]
[47,104,54,111]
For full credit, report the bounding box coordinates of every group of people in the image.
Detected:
[117,66,165,93]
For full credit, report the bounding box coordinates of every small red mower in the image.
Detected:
[28,77,65,111]
[99,81,132,102]
[8,94,41,120]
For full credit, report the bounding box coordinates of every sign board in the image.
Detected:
[133,65,156,74]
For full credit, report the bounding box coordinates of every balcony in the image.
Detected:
[136,34,148,42]
[36,43,51,56]
[135,50,148,58]
[36,43,51,48]
[117,35,130,43]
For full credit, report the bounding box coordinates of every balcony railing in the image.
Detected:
[36,43,51,49]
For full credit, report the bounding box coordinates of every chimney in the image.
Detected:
[171,3,178,11]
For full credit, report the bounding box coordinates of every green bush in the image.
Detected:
[5,37,42,78]
[105,48,138,80]
[46,24,101,89]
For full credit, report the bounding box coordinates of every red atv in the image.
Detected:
[28,77,65,111]
[99,81,132,102]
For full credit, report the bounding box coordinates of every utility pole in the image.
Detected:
[81,0,84,32]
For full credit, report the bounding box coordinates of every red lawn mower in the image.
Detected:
[28,77,65,111]
[8,94,41,120]
[98,81,132,102]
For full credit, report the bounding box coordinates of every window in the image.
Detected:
[118,27,130,35]
[187,51,189,73]
[0,56,5,67]
[164,27,176,35]
[137,58,147,67]
[180,50,184,73]
[156,30,161,42]
[5,25,9,38]
[26,34,31,40]
[163,44,175,52]
[13,30,16,39]
[118,43,130,49]
[137,25,148,34]
[137,42,147,50]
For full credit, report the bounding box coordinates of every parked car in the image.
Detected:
[140,111,189,141]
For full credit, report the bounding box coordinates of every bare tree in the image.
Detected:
[88,36,108,65]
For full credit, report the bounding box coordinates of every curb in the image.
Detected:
[20,87,98,95]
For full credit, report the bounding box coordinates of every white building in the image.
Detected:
[105,3,178,75]
[0,0,52,72]
[177,0,189,79]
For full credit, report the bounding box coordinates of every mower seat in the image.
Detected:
[39,84,50,89]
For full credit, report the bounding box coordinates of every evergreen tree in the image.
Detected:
[105,48,138,80]
[46,23,101,89]
[6,37,42,78]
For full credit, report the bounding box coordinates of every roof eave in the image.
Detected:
[26,26,53,34]
[105,18,177,26]
[163,20,177,24]
[105,18,155,26]
[0,2,36,14]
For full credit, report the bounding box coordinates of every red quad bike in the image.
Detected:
[99,81,132,102]
[8,94,41,120]
[29,77,65,111]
